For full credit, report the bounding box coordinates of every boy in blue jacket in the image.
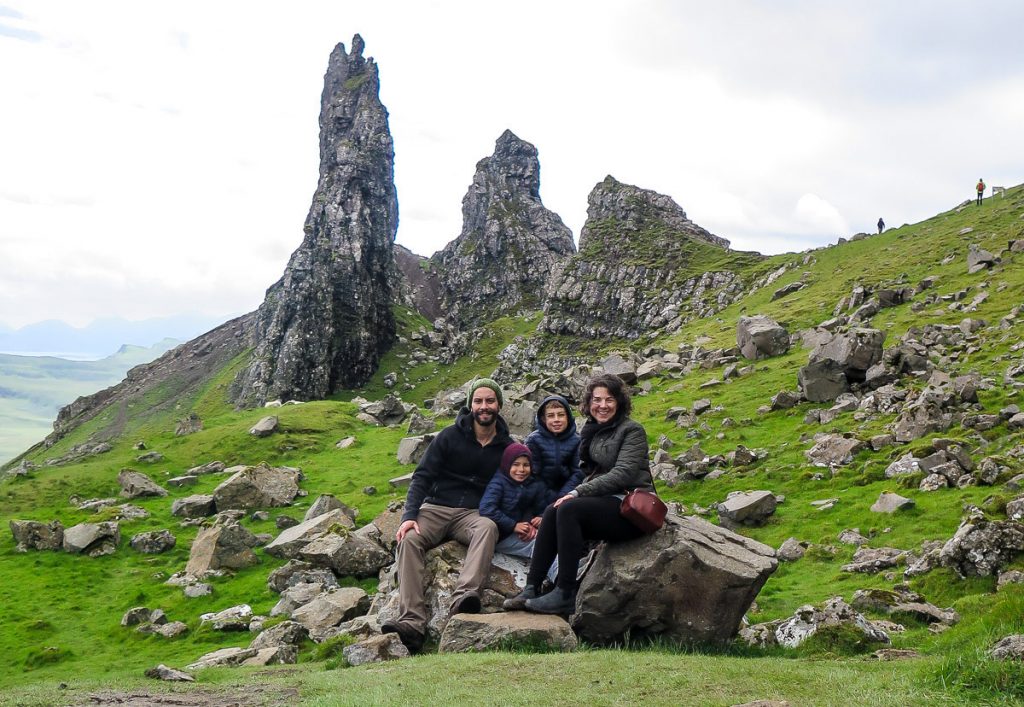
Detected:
[480,443,557,583]
[525,395,583,505]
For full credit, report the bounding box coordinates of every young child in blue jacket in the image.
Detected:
[525,395,583,505]
[480,443,557,583]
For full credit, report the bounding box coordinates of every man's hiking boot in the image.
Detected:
[381,621,425,654]
[524,586,575,615]
[501,585,539,611]
[450,592,482,615]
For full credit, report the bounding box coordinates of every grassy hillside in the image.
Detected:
[2,189,1024,705]
[0,340,180,465]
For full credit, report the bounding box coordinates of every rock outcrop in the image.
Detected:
[233,35,398,406]
[430,130,575,328]
[572,515,777,645]
[540,176,753,340]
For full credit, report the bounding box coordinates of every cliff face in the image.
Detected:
[233,36,398,406]
[539,176,757,340]
[430,130,575,327]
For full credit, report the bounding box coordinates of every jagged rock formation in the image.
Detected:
[233,35,398,406]
[393,244,443,321]
[539,176,758,340]
[429,130,575,327]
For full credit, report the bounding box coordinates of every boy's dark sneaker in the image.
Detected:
[524,587,575,615]
[450,592,482,615]
[381,621,425,654]
[502,585,539,611]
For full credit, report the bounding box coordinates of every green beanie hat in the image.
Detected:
[468,377,503,407]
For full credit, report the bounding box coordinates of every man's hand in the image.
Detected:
[396,520,419,543]
[553,493,575,508]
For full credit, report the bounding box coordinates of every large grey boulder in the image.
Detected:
[185,521,261,577]
[10,520,64,551]
[299,531,391,578]
[737,315,790,360]
[939,515,1024,577]
[212,463,301,511]
[572,515,777,645]
[118,469,168,499]
[799,328,885,402]
[439,613,577,653]
[263,508,355,559]
[716,491,777,530]
[797,359,849,402]
[63,522,120,556]
[291,587,371,639]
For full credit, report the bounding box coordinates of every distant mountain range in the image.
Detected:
[0,314,231,359]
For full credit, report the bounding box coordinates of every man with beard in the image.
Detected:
[382,378,511,653]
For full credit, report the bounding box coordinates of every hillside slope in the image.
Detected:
[2,187,1024,704]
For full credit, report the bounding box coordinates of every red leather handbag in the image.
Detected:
[620,489,667,533]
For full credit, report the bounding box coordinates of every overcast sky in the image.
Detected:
[2,1,1022,329]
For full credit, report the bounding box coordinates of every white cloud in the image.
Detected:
[1,0,1023,328]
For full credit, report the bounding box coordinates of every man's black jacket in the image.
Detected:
[400,407,512,523]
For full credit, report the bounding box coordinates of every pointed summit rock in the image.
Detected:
[540,176,759,339]
[233,36,398,406]
[430,130,575,327]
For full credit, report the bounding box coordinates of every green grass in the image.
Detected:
[2,184,1024,702]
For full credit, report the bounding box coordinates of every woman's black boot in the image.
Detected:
[502,585,539,611]
[524,586,575,615]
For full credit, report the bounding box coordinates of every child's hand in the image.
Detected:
[530,516,542,528]
[514,522,534,540]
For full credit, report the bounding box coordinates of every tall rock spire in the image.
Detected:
[430,130,575,327]
[233,35,398,406]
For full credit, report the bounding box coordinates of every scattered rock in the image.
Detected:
[439,612,577,653]
[118,469,168,498]
[343,633,409,665]
[212,463,301,511]
[62,522,120,556]
[9,520,64,552]
[871,492,915,514]
[144,664,195,682]
[130,529,177,554]
[737,315,790,360]
[185,521,261,577]
[716,491,777,529]
[249,416,279,437]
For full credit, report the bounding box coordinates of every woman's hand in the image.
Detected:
[396,520,419,543]
[530,516,543,528]
[514,521,535,540]
[553,493,575,508]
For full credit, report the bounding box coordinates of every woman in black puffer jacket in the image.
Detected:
[503,373,655,614]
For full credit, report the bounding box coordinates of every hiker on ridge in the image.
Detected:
[977,178,986,206]
[382,378,511,653]
[877,217,885,234]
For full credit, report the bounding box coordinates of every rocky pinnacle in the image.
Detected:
[233,35,398,406]
[431,130,575,327]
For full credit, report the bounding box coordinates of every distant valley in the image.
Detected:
[0,340,181,464]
